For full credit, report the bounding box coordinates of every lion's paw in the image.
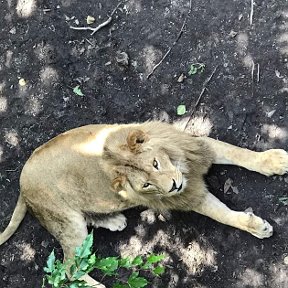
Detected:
[80,274,106,288]
[246,212,273,239]
[99,213,127,232]
[258,149,288,176]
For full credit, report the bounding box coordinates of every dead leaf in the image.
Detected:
[177,73,185,83]
[224,178,233,194]
[266,110,276,118]
[231,186,239,194]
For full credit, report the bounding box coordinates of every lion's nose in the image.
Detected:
[169,179,177,192]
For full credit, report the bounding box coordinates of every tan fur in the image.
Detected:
[1,121,288,287]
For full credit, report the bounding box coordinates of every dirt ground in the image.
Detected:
[0,0,288,287]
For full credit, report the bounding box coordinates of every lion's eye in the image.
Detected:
[153,159,159,170]
[143,183,151,188]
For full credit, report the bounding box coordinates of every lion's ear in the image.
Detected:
[111,175,127,191]
[126,129,148,153]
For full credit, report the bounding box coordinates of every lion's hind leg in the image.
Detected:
[202,137,288,176]
[192,192,273,239]
[39,207,106,287]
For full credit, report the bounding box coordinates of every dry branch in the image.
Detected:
[69,1,123,35]
[147,1,192,79]
[184,66,218,130]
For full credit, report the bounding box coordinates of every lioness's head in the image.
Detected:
[106,129,188,202]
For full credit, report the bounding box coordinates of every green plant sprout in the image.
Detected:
[279,196,288,206]
[176,104,186,116]
[73,85,84,96]
[188,63,205,76]
[43,233,166,288]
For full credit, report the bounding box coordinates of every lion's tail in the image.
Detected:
[0,194,27,246]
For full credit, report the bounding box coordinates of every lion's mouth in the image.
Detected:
[169,180,183,193]
[177,183,183,192]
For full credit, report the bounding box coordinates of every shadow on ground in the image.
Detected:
[0,0,287,287]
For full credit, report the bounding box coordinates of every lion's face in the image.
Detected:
[110,129,188,200]
[127,149,186,197]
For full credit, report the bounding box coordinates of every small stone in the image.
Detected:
[9,27,16,34]
[116,51,129,67]
[86,15,95,25]
[177,73,185,83]
[41,240,49,248]
[228,30,238,38]
[284,256,288,265]
[18,78,26,86]
[275,70,283,78]
[245,207,253,213]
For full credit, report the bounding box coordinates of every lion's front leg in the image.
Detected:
[192,192,273,239]
[202,137,288,176]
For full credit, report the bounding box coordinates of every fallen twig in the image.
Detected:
[69,1,123,35]
[250,0,254,25]
[147,1,192,79]
[257,63,260,82]
[184,66,218,130]
[251,60,255,83]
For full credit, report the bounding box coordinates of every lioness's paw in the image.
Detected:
[80,274,106,288]
[100,213,127,232]
[258,149,288,176]
[246,212,273,239]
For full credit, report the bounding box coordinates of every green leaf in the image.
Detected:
[141,262,152,270]
[128,272,148,288]
[152,265,165,276]
[119,257,132,268]
[47,260,67,286]
[198,63,205,73]
[147,254,165,265]
[72,270,87,280]
[113,283,129,288]
[88,253,97,266]
[79,258,90,271]
[73,85,84,96]
[132,255,143,266]
[95,257,119,275]
[176,105,186,116]
[44,250,56,273]
[75,234,93,259]
[70,263,77,277]
[188,63,205,76]
[188,64,198,75]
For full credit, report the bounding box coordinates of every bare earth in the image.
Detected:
[0,0,287,287]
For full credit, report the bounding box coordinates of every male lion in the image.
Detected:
[1,122,288,287]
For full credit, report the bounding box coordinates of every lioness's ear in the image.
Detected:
[111,175,127,191]
[126,129,148,153]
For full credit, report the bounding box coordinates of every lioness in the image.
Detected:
[1,122,288,287]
